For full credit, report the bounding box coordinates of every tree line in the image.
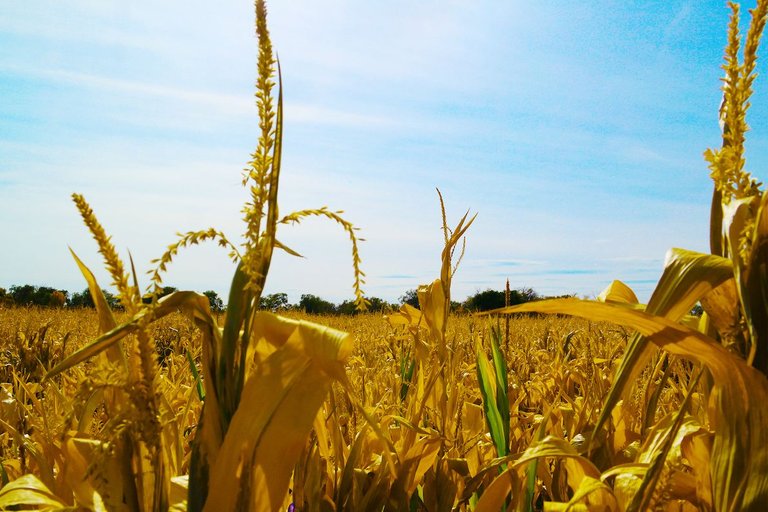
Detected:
[0,284,561,314]
[0,284,226,312]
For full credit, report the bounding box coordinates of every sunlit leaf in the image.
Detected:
[69,248,124,366]
[202,312,351,512]
[583,249,732,453]
[0,474,67,509]
[597,280,639,305]
[490,298,768,510]
[45,291,213,380]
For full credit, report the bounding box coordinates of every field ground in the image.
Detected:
[0,304,702,510]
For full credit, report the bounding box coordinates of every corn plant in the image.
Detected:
[0,1,369,511]
[487,2,768,510]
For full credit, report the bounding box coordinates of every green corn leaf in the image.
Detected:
[490,326,510,453]
[186,349,205,402]
[221,261,253,424]
[521,411,550,512]
[476,337,507,459]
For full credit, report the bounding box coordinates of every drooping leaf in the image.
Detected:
[490,298,768,511]
[474,469,520,512]
[0,474,67,509]
[597,280,639,305]
[202,312,352,512]
[585,249,732,451]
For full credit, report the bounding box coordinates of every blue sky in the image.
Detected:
[2,1,768,305]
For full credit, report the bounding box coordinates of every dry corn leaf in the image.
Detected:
[493,298,768,511]
[680,429,713,509]
[473,468,520,512]
[700,278,742,343]
[727,190,768,372]
[563,475,617,510]
[597,280,639,305]
[575,249,732,463]
[202,312,351,512]
[399,433,442,496]
[69,248,124,366]
[0,474,67,510]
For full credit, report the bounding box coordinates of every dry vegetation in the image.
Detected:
[0,306,673,511]
[2,1,768,510]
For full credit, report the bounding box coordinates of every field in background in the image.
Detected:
[0,305,698,510]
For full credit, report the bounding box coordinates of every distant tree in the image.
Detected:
[7,285,68,307]
[9,284,36,305]
[367,296,395,313]
[542,293,576,300]
[69,288,94,308]
[105,291,122,309]
[335,300,356,315]
[203,290,224,313]
[336,296,394,315]
[161,286,177,297]
[463,287,541,312]
[260,292,289,311]
[34,286,57,306]
[299,294,336,314]
[143,286,177,304]
[399,289,420,309]
[49,290,67,308]
[463,289,505,312]
[68,287,120,309]
[516,287,540,303]
[0,288,11,307]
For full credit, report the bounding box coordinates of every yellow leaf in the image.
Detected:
[565,475,618,510]
[418,279,448,355]
[493,298,768,511]
[398,433,442,496]
[170,475,189,510]
[202,312,351,512]
[474,469,519,512]
[680,429,713,509]
[69,248,124,367]
[386,304,424,329]
[512,436,601,495]
[597,280,639,305]
[0,474,67,509]
[700,278,744,348]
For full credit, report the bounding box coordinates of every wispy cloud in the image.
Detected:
[475,259,546,268]
[545,269,601,276]
[0,64,403,130]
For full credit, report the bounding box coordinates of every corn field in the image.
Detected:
[2,1,768,510]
